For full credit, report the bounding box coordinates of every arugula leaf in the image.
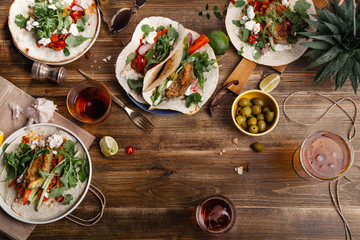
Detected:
[76,15,90,32]
[141,24,154,37]
[50,186,66,197]
[167,27,179,40]
[64,16,73,29]
[145,48,155,61]
[238,46,244,55]
[234,0,245,7]
[62,194,73,205]
[254,46,262,60]
[126,52,135,65]
[63,140,76,155]
[65,35,91,47]
[2,143,10,152]
[128,77,144,92]
[186,93,202,108]
[63,47,70,56]
[15,14,27,28]
[77,157,88,183]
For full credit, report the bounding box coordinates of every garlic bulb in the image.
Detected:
[26,98,57,125]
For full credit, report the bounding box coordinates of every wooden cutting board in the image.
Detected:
[224,0,329,95]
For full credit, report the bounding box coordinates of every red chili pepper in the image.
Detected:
[248,34,256,44]
[8,178,17,188]
[126,146,135,155]
[55,195,65,203]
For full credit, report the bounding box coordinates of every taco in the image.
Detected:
[0,125,89,221]
[8,0,99,64]
[225,0,316,66]
[115,16,186,104]
[142,29,219,115]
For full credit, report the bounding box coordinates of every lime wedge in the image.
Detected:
[99,136,119,157]
[259,74,280,93]
[0,131,3,146]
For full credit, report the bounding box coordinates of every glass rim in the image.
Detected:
[299,131,354,181]
[66,79,112,124]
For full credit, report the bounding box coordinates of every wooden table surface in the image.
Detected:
[1,0,360,239]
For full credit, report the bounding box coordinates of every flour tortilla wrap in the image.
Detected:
[8,0,99,65]
[142,29,219,115]
[225,0,316,66]
[0,126,88,222]
[115,16,186,104]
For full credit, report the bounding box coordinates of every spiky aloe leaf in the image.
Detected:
[300,41,333,50]
[336,57,354,90]
[331,0,348,25]
[309,35,336,45]
[304,18,332,34]
[331,52,349,79]
[298,31,322,37]
[323,22,340,35]
[323,8,347,33]
[354,61,360,80]
[354,49,360,63]
[349,69,359,93]
[313,58,337,85]
[304,49,325,60]
[306,45,343,68]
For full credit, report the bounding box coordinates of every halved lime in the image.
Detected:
[99,136,119,157]
[0,131,3,146]
[259,74,280,93]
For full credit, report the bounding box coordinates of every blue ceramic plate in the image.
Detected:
[127,94,179,115]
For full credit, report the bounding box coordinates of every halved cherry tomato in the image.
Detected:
[231,0,236,3]
[126,146,135,155]
[248,34,257,44]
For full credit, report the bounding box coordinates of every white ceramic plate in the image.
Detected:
[0,123,92,224]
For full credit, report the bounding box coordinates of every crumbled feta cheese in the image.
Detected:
[30,139,39,150]
[44,191,49,198]
[142,38,147,44]
[166,80,173,89]
[47,134,64,149]
[38,139,45,148]
[32,21,39,27]
[242,15,249,21]
[61,28,68,35]
[69,23,79,36]
[38,38,51,46]
[235,166,244,175]
[26,17,35,31]
[48,4,57,10]
[120,67,142,81]
[245,20,257,32]
[247,5,255,19]
[28,0,36,7]
[253,23,261,34]
[274,44,292,51]
[145,31,158,44]
[282,0,290,7]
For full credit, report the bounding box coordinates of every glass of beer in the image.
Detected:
[294,131,354,181]
[67,79,111,124]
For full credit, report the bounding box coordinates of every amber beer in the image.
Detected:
[67,79,111,124]
[299,132,354,181]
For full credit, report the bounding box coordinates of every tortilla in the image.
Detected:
[142,29,219,115]
[0,125,89,222]
[8,0,100,65]
[115,16,186,104]
[225,0,316,66]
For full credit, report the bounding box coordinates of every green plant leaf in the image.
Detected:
[323,8,347,34]
[335,57,354,90]
[297,31,322,37]
[313,59,336,85]
[306,45,342,69]
[308,35,336,45]
[354,49,360,63]
[65,35,91,47]
[304,18,331,34]
[304,49,324,60]
[331,52,349,80]
[300,41,333,50]
[349,69,358,93]
[354,60,360,81]
[323,22,340,35]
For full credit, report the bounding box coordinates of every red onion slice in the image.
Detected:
[190,80,198,90]
[71,5,84,12]
[138,43,153,55]
[187,33,193,45]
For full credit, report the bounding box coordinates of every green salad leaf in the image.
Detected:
[186,93,202,108]
[65,35,92,47]
[62,194,74,205]
[141,24,155,37]
[128,77,144,93]
[15,14,27,28]
[126,52,135,65]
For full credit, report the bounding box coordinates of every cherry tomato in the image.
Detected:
[230,0,236,3]
[248,34,256,44]
[126,146,135,155]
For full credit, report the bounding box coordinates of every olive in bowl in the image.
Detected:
[231,90,279,136]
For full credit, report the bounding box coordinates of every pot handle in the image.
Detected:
[65,184,106,226]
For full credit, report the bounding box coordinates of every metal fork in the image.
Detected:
[77,69,154,132]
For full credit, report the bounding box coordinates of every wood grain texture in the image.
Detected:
[1,0,360,239]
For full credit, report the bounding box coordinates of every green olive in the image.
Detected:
[241,121,248,129]
[248,125,259,134]
[262,107,270,113]
[265,111,275,123]
[242,106,252,117]
[257,120,267,132]
[235,115,246,125]
[247,117,257,126]
[236,107,242,116]
[257,113,265,120]
[238,98,251,107]
[251,105,262,115]
[251,98,264,107]
[251,142,264,152]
